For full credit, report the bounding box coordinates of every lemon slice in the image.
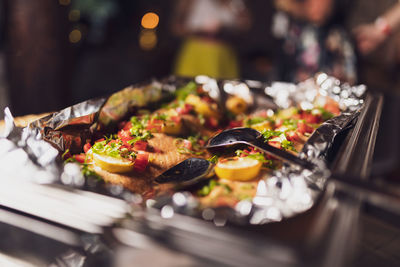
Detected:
[215,157,262,181]
[250,121,272,132]
[92,152,134,173]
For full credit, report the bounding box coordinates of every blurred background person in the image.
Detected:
[348,0,400,95]
[171,0,251,79]
[346,0,400,181]
[272,0,357,84]
[353,2,400,56]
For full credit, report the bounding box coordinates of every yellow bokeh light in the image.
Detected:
[69,10,80,22]
[141,12,159,29]
[59,0,71,6]
[69,29,82,43]
[139,29,157,50]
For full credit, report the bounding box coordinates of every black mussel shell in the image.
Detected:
[206,127,260,149]
[155,158,212,185]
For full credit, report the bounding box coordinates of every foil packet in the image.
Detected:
[0,73,365,226]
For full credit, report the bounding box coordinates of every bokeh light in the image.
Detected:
[68,10,80,22]
[141,12,159,29]
[69,29,82,43]
[139,29,157,50]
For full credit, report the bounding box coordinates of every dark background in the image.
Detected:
[2,0,399,115]
[1,0,278,115]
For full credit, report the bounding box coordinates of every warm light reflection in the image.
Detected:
[69,10,80,22]
[59,0,71,6]
[141,12,159,29]
[69,29,82,43]
[139,29,157,50]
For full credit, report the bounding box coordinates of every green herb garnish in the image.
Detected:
[175,134,207,155]
[282,118,298,130]
[128,116,153,143]
[261,129,283,141]
[281,140,297,152]
[235,149,275,169]
[152,113,167,121]
[61,149,70,159]
[176,81,197,101]
[207,155,219,164]
[244,116,267,127]
[81,163,101,179]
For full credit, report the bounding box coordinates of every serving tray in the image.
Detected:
[0,74,385,266]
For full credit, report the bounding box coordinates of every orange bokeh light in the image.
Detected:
[141,12,159,29]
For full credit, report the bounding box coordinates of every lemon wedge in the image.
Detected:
[162,120,182,135]
[250,121,272,132]
[185,94,217,118]
[92,152,134,173]
[226,96,247,115]
[215,157,262,181]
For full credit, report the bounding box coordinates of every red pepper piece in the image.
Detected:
[134,140,148,151]
[134,152,149,172]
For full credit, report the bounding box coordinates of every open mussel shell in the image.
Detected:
[206,127,261,151]
[154,158,213,187]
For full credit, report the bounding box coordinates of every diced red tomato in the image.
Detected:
[229,120,243,128]
[206,117,219,129]
[83,143,92,153]
[151,119,163,125]
[134,140,148,151]
[239,149,251,157]
[301,112,320,124]
[250,147,259,154]
[118,130,133,142]
[297,121,314,135]
[122,121,133,131]
[286,131,300,142]
[268,141,282,149]
[183,139,192,150]
[244,147,259,155]
[170,116,181,124]
[134,152,149,172]
[74,153,86,164]
[146,119,163,132]
[118,121,128,130]
[176,104,193,115]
